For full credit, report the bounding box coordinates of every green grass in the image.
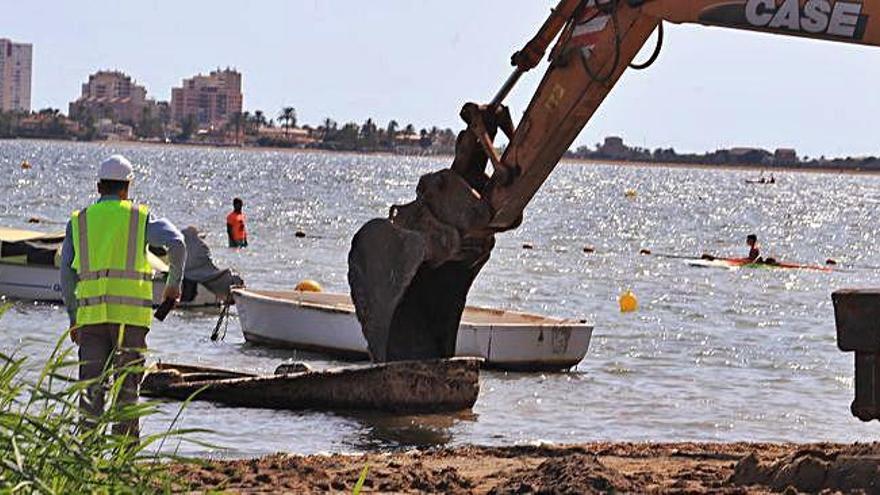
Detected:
[0,314,207,493]
[352,463,370,495]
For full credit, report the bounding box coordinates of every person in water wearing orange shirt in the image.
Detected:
[226,197,248,248]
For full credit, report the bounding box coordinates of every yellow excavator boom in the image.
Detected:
[348,0,880,377]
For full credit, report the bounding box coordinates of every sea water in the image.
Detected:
[1,139,878,457]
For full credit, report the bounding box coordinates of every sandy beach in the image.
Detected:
[169,441,880,493]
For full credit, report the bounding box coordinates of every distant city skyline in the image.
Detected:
[4,0,880,157]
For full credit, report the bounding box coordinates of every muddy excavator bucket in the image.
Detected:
[348,218,491,361]
[348,111,503,362]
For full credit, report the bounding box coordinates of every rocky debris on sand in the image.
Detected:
[488,453,642,495]
[169,442,876,494]
[730,443,880,493]
[172,453,474,493]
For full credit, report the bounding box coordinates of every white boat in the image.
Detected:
[234,288,593,371]
[0,226,225,307]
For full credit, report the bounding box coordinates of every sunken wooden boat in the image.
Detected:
[141,358,481,413]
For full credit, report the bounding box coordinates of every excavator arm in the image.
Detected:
[349,0,880,362]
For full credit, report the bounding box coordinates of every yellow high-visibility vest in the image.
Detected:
[71,200,153,327]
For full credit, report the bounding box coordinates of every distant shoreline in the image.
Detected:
[561,156,880,176]
[8,137,879,176]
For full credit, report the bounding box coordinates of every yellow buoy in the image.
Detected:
[20,160,31,169]
[295,279,323,292]
[619,290,638,313]
[624,188,637,198]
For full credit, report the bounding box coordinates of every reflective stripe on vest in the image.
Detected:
[72,200,153,327]
[77,269,153,282]
[78,295,153,308]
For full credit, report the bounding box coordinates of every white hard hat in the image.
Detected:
[98,155,134,182]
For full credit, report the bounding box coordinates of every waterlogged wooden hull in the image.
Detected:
[141,358,481,413]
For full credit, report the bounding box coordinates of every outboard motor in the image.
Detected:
[181,226,244,302]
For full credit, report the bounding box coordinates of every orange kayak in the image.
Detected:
[687,257,832,272]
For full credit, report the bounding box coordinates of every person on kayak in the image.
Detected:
[746,234,761,262]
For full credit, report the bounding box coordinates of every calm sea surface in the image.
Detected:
[1,139,879,457]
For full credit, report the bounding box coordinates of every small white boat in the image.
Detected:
[0,226,224,307]
[0,262,220,306]
[234,288,593,371]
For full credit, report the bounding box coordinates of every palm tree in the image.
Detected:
[404,123,415,135]
[321,117,337,141]
[242,111,252,136]
[252,110,266,133]
[279,107,297,136]
[179,115,197,141]
[386,120,398,146]
[339,122,359,150]
[227,112,246,144]
[361,118,378,150]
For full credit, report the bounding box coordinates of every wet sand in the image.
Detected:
[170,441,880,493]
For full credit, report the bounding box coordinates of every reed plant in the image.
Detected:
[0,308,206,494]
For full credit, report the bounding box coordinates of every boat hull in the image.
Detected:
[0,263,61,301]
[235,289,593,371]
[141,358,481,413]
[0,262,220,307]
[685,258,831,272]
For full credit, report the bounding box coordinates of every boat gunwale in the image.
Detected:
[147,357,483,388]
[0,260,60,271]
[0,260,179,283]
[233,288,593,329]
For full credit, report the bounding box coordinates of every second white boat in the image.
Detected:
[234,288,593,371]
[0,225,241,308]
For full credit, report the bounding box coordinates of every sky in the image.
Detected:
[4,0,880,158]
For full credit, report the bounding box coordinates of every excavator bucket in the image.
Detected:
[349,0,659,362]
[348,117,499,362]
[348,219,491,361]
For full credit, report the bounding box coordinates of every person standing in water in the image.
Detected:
[746,234,761,262]
[226,197,248,248]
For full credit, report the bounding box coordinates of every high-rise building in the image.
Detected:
[171,68,242,129]
[69,70,155,124]
[0,39,33,112]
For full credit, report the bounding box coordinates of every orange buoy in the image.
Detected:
[295,279,323,292]
[619,290,638,313]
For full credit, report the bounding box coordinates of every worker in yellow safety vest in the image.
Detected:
[60,155,187,438]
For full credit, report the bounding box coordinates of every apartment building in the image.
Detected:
[0,38,33,112]
[171,68,242,129]
[69,70,155,123]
